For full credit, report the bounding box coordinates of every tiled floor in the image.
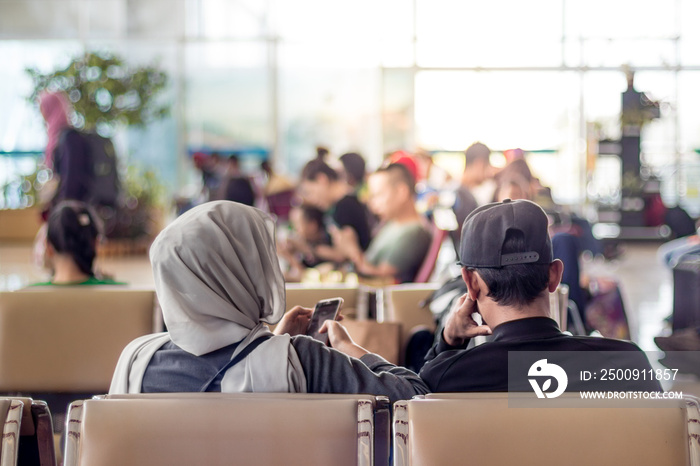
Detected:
[581,243,673,352]
[0,242,155,290]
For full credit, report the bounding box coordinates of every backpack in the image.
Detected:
[55,129,120,207]
[82,131,120,207]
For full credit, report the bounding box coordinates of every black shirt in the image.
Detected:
[331,194,371,251]
[420,317,662,393]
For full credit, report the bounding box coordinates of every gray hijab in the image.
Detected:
[110,201,306,394]
[151,200,286,355]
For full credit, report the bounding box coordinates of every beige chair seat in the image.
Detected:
[65,393,384,466]
[382,284,439,364]
[284,284,361,316]
[394,393,700,466]
[0,289,156,392]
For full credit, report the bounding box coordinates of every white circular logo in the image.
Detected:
[528,359,568,398]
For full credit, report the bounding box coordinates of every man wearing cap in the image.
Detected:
[420,199,661,393]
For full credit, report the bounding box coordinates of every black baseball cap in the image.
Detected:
[458,198,553,268]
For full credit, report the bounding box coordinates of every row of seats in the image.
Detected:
[0,283,569,393]
[2,393,698,466]
[0,284,440,396]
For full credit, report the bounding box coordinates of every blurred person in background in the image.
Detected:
[39,91,121,213]
[193,152,224,202]
[335,163,431,284]
[450,142,497,247]
[259,160,295,196]
[278,204,332,281]
[30,201,123,286]
[257,159,296,222]
[110,201,428,402]
[339,152,367,195]
[494,157,537,203]
[38,91,91,214]
[218,154,256,206]
[386,150,422,183]
[461,142,498,206]
[496,155,592,320]
[494,175,532,203]
[298,159,371,263]
[39,91,71,171]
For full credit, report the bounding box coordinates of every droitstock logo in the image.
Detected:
[528,359,568,398]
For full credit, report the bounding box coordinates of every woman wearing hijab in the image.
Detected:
[38,91,91,210]
[110,201,428,401]
[39,91,71,170]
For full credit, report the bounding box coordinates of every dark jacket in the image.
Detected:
[141,335,429,403]
[53,129,91,205]
[420,317,662,393]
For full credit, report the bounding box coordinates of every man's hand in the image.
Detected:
[274,306,313,336]
[320,320,370,359]
[443,294,492,346]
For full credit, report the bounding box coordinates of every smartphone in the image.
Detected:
[306,297,344,345]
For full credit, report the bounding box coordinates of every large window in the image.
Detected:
[1,0,699,211]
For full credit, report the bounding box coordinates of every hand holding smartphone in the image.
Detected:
[306,297,343,345]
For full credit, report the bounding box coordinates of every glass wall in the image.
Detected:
[1,0,699,211]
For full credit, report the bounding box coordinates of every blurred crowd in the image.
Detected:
[185,143,610,309]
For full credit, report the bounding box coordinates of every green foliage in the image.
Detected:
[101,164,167,239]
[26,50,169,134]
[123,164,165,209]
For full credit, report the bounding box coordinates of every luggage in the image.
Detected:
[671,252,700,332]
[55,129,120,207]
[82,131,120,207]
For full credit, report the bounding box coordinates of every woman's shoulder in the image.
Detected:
[27,281,52,287]
[26,276,127,287]
[84,276,128,286]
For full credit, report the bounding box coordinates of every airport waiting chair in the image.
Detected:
[0,289,156,394]
[382,284,439,365]
[413,223,447,284]
[393,393,700,466]
[285,284,361,315]
[64,393,385,466]
[0,398,24,466]
[341,320,401,365]
[95,393,391,466]
[0,289,157,434]
[548,284,569,330]
[15,397,56,466]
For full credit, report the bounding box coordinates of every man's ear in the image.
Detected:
[548,259,564,293]
[461,268,481,301]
